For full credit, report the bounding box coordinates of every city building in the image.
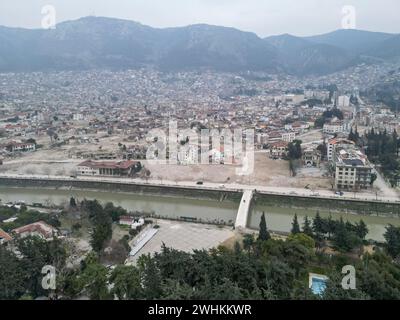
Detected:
[333,145,372,190]
[77,160,142,176]
[337,95,350,108]
[302,147,321,167]
[282,131,296,143]
[269,141,289,159]
[119,216,136,226]
[0,228,12,245]
[323,119,350,134]
[178,145,199,165]
[327,138,354,161]
[3,140,36,153]
[12,221,59,241]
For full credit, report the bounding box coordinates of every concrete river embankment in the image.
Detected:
[1,177,400,241]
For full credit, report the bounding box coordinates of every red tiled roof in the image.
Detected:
[271,141,289,148]
[119,216,135,221]
[13,221,57,239]
[0,228,12,242]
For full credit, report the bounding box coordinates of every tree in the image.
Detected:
[326,215,336,239]
[264,257,295,299]
[84,200,113,252]
[355,220,369,240]
[317,143,327,160]
[302,216,313,237]
[384,225,400,258]
[69,197,77,208]
[288,140,302,160]
[370,173,377,186]
[332,218,362,252]
[15,236,67,298]
[208,278,245,299]
[110,265,143,300]
[79,259,111,300]
[258,212,271,241]
[323,272,370,300]
[243,234,255,252]
[291,214,301,234]
[138,254,163,299]
[283,240,315,276]
[104,202,128,222]
[91,222,112,252]
[101,240,128,265]
[287,233,315,250]
[162,279,195,299]
[0,246,26,299]
[313,212,326,238]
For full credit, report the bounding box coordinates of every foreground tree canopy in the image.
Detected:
[1,203,400,300]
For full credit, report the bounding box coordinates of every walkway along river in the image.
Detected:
[1,186,400,241]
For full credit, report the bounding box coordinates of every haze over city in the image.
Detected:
[0,0,400,36]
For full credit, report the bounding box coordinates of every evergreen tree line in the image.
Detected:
[350,128,400,186]
[2,211,400,300]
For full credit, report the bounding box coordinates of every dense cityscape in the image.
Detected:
[1,1,400,310]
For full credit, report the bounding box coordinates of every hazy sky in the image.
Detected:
[0,0,399,37]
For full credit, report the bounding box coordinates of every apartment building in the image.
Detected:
[333,145,372,190]
[282,131,296,143]
[3,140,36,153]
[269,141,289,159]
[302,147,321,167]
[323,119,350,134]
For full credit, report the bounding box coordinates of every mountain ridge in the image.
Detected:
[0,16,399,75]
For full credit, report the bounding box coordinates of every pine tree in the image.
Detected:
[348,128,355,142]
[69,197,77,208]
[258,212,271,241]
[355,220,369,240]
[291,214,301,234]
[384,225,400,258]
[313,212,325,237]
[302,216,313,237]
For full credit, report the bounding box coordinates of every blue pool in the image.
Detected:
[311,276,327,295]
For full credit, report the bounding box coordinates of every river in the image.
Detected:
[1,186,400,241]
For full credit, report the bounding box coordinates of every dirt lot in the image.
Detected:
[0,128,332,190]
[0,146,332,189]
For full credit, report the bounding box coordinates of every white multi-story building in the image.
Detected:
[178,145,199,165]
[337,95,350,108]
[327,138,354,161]
[73,113,85,121]
[323,120,350,134]
[332,145,372,191]
[282,131,296,143]
[3,141,36,153]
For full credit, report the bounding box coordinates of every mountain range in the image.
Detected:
[0,16,399,75]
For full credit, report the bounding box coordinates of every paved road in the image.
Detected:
[0,173,399,203]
